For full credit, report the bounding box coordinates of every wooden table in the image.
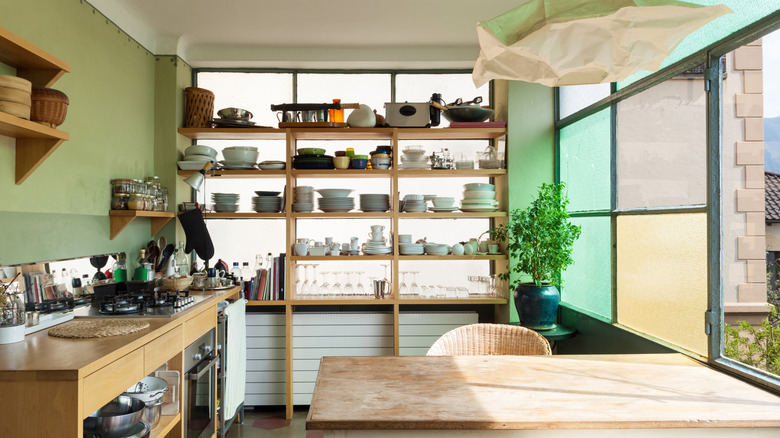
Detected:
[306,354,780,437]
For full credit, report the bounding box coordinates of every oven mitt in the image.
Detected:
[177,209,215,261]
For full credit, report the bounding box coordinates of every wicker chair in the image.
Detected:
[426,323,552,356]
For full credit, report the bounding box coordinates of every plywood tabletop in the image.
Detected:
[306,354,780,430]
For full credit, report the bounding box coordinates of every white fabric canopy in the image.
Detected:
[473,0,732,87]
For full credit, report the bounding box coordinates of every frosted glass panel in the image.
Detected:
[616,78,706,209]
[559,84,610,120]
[560,109,611,212]
[616,213,708,356]
[297,74,390,117]
[395,74,489,106]
[197,72,292,128]
[561,216,612,319]
[618,1,780,88]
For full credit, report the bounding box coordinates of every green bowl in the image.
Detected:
[297,148,326,156]
[354,154,368,159]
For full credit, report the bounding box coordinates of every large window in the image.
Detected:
[557,8,780,390]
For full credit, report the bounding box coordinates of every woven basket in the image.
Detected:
[184,87,215,128]
[30,88,69,127]
[162,276,194,291]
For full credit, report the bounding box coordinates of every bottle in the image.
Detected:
[241,262,252,283]
[330,98,344,123]
[429,92,443,127]
[230,262,242,282]
[113,253,127,282]
[266,252,274,268]
[254,254,264,271]
[71,274,82,297]
[134,249,148,281]
[61,268,72,293]
[175,241,189,277]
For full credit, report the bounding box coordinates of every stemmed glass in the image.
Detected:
[399,271,409,296]
[301,264,312,296]
[309,264,320,296]
[381,264,391,299]
[295,264,305,296]
[343,271,354,296]
[331,271,342,296]
[409,271,420,296]
[356,271,368,296]
[319,270,330,297]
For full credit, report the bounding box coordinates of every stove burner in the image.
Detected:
[98,294,145,315]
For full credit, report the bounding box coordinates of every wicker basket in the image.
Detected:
[162,276,194,291]
[184,87,215,128]
[30,88,69,127]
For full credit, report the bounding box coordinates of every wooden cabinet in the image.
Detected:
[0,27,70,184]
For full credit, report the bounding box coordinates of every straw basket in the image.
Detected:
[162,276,193,292]
[184,87,215,128]
[30,88,69,127]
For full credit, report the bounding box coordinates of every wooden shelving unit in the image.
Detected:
[0,27,71,185]
[109,210,175,240]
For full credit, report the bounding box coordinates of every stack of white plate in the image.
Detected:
[402,194,427,212]
[252,191,282,212]
[316,188,354,212]
[212,193,239,212]
[399,243,424,255]
[179,145,218,170]
[293,186,314,212]
[363,237,392,255]
[399,145,428,170]
[460,183,499,212]
[359,194,390,212]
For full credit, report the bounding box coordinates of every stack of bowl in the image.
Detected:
[402,194,427,212]
[399,145,428,170]
[424,243,450,256]
[293,186,314,212]
[179,144,218,170]
[399,242,425,255]
[369,145,392,170]
[293,148,334,169]
[212,193,240,212]
[84,395,147,438]
[359,194,390,212]
[460,183,499,212]
[253,191,282,212]
[316,188,354,212]
[219,146,259,169]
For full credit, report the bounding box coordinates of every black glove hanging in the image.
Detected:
[177,209,215,261]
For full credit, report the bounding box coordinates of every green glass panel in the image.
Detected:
[619,1,780,88]
[561,216,612,320]
[559,109,611,212]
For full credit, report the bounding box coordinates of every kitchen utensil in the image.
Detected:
[120,420,151,438]
[123,376,169,404]
[156,244,175,272]
[141,400,162,428]
[217,107,253,120]
[441,105,494,123]
[447,96,483,106]
[84,395,146,438]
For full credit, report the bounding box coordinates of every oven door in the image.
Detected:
[184,352,218,438]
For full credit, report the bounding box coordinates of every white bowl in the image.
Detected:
[463,190,496,199]
[463,182,495,191]
[317,188,353,198]
[404,194,424,201]
[184,144,217,159]
[222,149,259,163]
[223,146,258,151]
[432,197,455,208]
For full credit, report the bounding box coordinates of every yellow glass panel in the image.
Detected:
[616,213,707,356]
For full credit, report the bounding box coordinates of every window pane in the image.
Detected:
[297,73,390,116]
[561,216,612,320]
[560,108,611,212]
[616,76,706,209]
[616,213,708,356]
[559,84,610,120]
[395,73,489,107]
[618,1,780,88]
[197,72,293,127]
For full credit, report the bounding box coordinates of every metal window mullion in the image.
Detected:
[610,82,618,324]
[705,54,723,362]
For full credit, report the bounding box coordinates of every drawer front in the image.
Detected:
[184,305,216,347]
[144,325,183,374]
[83,348,144,415]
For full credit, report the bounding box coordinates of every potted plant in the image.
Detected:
[498,182,581,329]
[476,223,508,254]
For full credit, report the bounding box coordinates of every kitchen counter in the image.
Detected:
[307,354,780,437]
[0,285,241,438]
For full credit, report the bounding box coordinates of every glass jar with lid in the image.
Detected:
[111,193,130,210]
[128,193,145,210]
[111,179,133,194]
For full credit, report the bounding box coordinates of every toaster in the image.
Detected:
[384,102,431,127]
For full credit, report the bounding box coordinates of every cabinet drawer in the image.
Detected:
[184,305,216,346]
[144,325,182,374]
[83,348,144,415]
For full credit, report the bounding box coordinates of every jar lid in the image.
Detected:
[111,178,133,183]
[112,193,130,197]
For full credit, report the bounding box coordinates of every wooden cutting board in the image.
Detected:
[48,319,150,339]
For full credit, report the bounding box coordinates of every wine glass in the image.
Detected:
[331,271,342,296]
[409,271,420,296]
[343,271,354,296]
[301,264,312,296]
[309,264,320,296]
[295,264,305,296]
[399,271,409,296]
[356,271,368,296]
[319,270,330,297]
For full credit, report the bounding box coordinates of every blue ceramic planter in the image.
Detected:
[514,283,559,330]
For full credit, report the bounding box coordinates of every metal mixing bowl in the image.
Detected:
[217,107,253,120]
[83,396,146,438]
[442,105,494,123]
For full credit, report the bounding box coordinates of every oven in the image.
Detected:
[184,328,218,438]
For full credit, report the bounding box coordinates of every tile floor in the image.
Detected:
[224,407,322,438]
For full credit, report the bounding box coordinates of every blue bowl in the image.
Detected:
[351,158,368,169]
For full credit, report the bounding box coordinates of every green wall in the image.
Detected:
[0,0,183,269]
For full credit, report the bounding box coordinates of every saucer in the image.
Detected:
[488,251,501,255]
[429,207,458,212]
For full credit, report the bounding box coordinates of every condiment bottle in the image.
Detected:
[134,249,148,281]
[113,253,127,282]
[174,241,189,277]
[330,99,344,123]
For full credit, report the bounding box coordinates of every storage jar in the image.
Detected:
[128,194,145,210]
[111,193,129,210]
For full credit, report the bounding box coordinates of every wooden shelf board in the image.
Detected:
[398,297,508,305]
[399,211,507,218]
[177,127,286,140]
[0,27,70,87]
[244,297,508,306]
[397,127,507,140]
[397,169,506,177]
[292,169,392,178]
[204,212,285,219]
[290,127,395,140]
[398,254,507,260]
[293,212,391,219]
[0,112,69,140]
[150,413,180,438]
[290,255,393,261]
[109,210,175,240]
[178,169,286,178]
[290,297,396,305]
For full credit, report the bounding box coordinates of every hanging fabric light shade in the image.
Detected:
[473,0,733,87]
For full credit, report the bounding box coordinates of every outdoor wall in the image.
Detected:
[0,0,158,267]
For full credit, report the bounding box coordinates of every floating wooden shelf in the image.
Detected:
[177,126,506,141]
[178,169,286,179]
[109,210,175,240]
[204,212,285,219]
[0,26,71,185]
[245,297,508,306]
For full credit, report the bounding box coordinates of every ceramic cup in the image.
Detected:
[333,156,350,169]
[3,267,16,278]
[330,248,341,256]
[342,242,350,252]
[369,232,385,241]
[294,243,309,256]
[452,243,465,256]
[370,225,385,234]
[488,244,499,254]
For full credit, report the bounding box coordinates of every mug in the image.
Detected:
[373,279,390,299]
[294,243,309,256]
[330,248,341,256]
[325,237,333,245]
[488,244,500,254]
[342,242,350,252]
[351,241,360,251]
[276,111,300,123]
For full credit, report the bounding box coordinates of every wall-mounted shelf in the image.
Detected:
[0,26,71,185]
[109,210,175,240]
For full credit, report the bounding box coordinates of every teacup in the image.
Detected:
[432,197,455,208]
[342,242,350,252]
[488,244,500,254]
[369,232,385,241]
[370,225,385,233]
[330,248,341,256]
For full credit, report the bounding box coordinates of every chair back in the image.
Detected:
[426,323,552,356]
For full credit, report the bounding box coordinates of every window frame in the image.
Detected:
[554,9,780,392]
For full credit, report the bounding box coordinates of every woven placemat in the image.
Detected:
[48,319,150,339]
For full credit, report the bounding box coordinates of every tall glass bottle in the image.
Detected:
[113,253,127,282]
[61,268,72,293]
[175,241,189,277]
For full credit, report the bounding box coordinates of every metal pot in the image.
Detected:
[141,400,162,428]
[83,395,146,438]
[441,105,494,123]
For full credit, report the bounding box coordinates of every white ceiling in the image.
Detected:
[88,0,523,69]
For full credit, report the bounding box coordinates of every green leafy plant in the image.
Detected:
[724,307,780,375]
[499,182,581,288]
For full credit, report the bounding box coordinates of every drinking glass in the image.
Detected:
[309,264,320,296]
[320,270,330,297]
[409,271,420,295]
[399,271,409,296]
[331,271,342,296]
[356,271,368,296]
[295,264,305,296]
[342,271,354,296]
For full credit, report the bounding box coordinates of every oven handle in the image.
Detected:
[186,356,219,380]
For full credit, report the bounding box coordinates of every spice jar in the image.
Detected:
[111,193,130,210]
[128,193,145,210]
[111,179,133,194]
